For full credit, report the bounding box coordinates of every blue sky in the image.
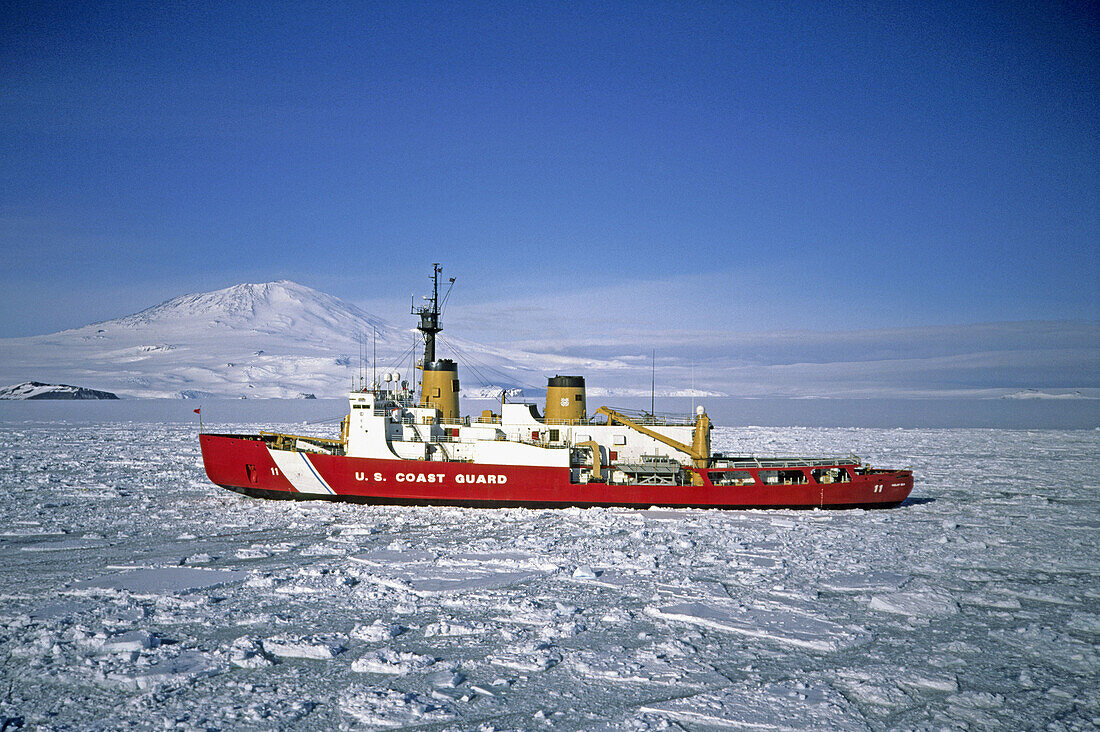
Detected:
[1,1,1097,339]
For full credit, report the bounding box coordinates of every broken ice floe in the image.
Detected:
[261,634,346,660]
[422,620,484,637]
[646,601,868,652]
[426,669,465,688]
[350,547,553,594]
[868,590,959,618]
[568,643,719,686]
[488,641,562,672]
[819,571,909,593]
[70,567,246,596]
[340,687,453,728]
[640,681,857,729]
[350,620,406,642]
[351,548,436,566]
[228,637,274,668]
[100,629,159,655]
[351,647,436,674]
[441,550,558,571]
[103,650,221,691]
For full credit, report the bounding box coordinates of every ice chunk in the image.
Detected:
[228,636,273,668]
[262,634,346,659]
[350,620,406,642]
[869,591,959,618]
[1067,612,1100,634]
[899,674,959,693]
[28,600,92,620]
[568,646,720,686]
[340,687,452,727]
[350,548,436,566]
[101,630,159,654]
[423,621,483,637]
[359,567,543,596]
[820,571,908,593]
[641,681,857,728]
[427,669,465,688]
[647,601,868,652]
[21,538,106,552]
[488,642,561,672]
[70,567,246,596]
[105,651,221,690]
[351,647,436,674]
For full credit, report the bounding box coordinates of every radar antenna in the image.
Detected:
[413,263,446,364]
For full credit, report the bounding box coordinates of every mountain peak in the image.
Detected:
[105,280,390,335]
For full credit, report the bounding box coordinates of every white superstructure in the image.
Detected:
[343,386,699,483]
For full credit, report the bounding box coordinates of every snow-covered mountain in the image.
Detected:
[113,281,392,335]
[2,280,1093,402]
[0,281,573,399]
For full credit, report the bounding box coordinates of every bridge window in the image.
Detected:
[710,470,754,486]
[613,434,627,445]
[758,469,809,485]
[812,467,852,484]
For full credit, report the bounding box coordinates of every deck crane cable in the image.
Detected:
[435,335,495,388]
[437,334,542,393]
[438,334,522,387]
[378,334,420,381]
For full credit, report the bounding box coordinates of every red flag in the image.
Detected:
[193,408,201,415]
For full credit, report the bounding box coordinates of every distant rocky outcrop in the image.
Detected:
[0,381,120,400]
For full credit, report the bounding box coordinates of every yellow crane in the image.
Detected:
[593,406,712,485]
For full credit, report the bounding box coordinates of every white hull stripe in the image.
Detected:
[268,449,337,495]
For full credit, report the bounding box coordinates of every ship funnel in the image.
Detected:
[545,375,586,423]
[421,359,460,419]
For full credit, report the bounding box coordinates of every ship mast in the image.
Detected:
[413,264,460,419]
[414,263,443,364]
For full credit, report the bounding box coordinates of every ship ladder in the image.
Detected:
[410,421,451,461]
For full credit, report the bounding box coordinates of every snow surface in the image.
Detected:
[1,417,1097,729]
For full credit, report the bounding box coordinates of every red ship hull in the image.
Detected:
[200,433,913,510]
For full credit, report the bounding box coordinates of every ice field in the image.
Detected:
[1,418,1097,730]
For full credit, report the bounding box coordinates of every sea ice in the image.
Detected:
[1,421,1097,729]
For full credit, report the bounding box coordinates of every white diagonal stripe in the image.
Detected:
[268,449,336,495]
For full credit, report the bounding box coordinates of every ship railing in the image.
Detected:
[710,455,860,469]
[389,433,568,449]
[596,407,697,426]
